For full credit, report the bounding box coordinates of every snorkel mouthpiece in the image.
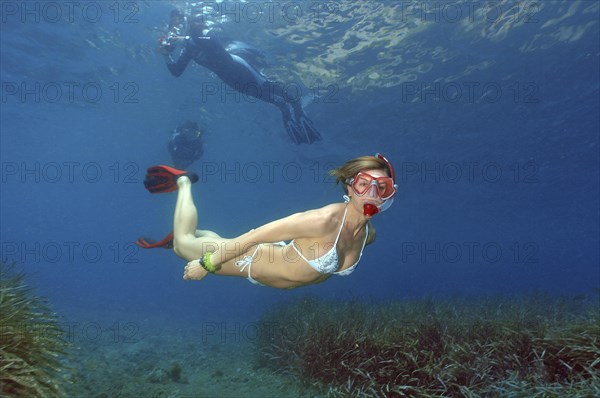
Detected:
[363,203,379,216]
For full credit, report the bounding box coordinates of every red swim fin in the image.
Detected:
[143,165,198,194]
[136,232,174,249]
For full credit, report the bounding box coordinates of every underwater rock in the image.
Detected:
[211,369,225,378]
[168,362,182,382]
[147,368,170,384]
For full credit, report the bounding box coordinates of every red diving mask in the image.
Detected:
[346,153,397,216]
[350,173,396,200]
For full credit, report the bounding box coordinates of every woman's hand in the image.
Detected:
[183,259,209,280]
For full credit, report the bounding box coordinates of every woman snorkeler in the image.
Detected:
[137,154,397,289]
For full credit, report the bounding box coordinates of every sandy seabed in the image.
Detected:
[62,317,322,398]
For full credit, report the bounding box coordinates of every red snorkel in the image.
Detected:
[363,203,380,216]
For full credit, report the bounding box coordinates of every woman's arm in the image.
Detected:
[210,208,332,267]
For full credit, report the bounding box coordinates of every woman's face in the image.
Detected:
[348,168,391,210]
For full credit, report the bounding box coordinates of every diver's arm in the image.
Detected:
[164,40,196,77]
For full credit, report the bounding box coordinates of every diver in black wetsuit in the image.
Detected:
[159,10,321,145]
[168,121,204,169]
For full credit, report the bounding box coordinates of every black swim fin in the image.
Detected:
[143,165,198,194]
[297,113,322,144]
[280,103,322,144]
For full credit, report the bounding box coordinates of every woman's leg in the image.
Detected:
[173,180,314,287]
[173,177,262,281]
[173,177,224,261]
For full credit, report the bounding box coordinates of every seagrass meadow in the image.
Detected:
[0,262,71,397]
[254,294,600,397]
[2,259,599,398]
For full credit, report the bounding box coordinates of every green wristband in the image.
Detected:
[199,252,218,273]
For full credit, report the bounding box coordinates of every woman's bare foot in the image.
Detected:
[177,175,193,188]
[183,259,209,280]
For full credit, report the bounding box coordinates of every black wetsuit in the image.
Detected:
[164,27,321,144]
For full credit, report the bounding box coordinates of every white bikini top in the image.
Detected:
[291,207,368,276]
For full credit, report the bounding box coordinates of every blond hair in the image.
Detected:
[329,155,392,194]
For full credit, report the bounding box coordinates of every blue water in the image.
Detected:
[1,0,598,328]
